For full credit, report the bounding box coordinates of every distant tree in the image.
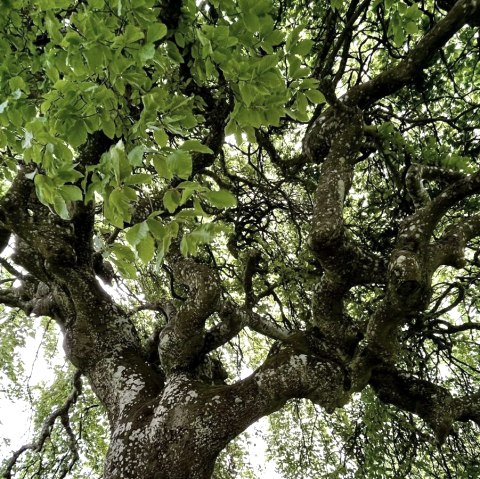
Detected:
[1,1,480,478]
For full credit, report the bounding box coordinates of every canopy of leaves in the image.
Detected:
[1,0,480,478]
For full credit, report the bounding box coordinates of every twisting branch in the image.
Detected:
[305,105,386,351]
[2,371,83,479]
[405,164,431,209]
[351,167,480,389]
[203,301,247,353]
[429,215,480,270]
[370,364,480,444]
[247,311,292,341]
[159,256,220,372]
[203,298,292,355]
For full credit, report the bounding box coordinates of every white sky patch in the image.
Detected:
[0,326,65,456]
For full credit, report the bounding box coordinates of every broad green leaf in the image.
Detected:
[153,155,172,179]
[110,141,131,184]
[137,233,155,263]
[112,243,135,263]
[292,39,314,56]
[154,129,169,148]
[405,22,418,35]
[53,194,70,220]
[109,188,134,224]
[305,89,326,104]
[204,190,237,208]
[180,140,214,154]
[239,82,258,107]
[125,222,149,246]
[128,146,145,167]
[124,25,144,44]
[147,219,166,240]
[168,150,192,179]
[163,189,181,213]
[68,121,88,148]
[180,235,190,256]
[102,117,116,139]
[243,12,260,32]
[147,23,167,43]
[59,185,83,202]
[34,174,55,206]
[123,173,152,185]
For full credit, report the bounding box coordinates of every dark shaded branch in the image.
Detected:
[405,164,431,209]
[429,215,480,270]
[204,302,292,355]
[432,320,480,334]
[203,302,247,353]
[0,258,21,278]
[159,257,220,372]
[370,365,480,444]
[0,289,30,312]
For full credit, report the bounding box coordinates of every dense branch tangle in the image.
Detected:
[1,1,480,478]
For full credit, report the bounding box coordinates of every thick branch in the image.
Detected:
[159,257,220,373]
[429,215,480,270]
[370,365,480,443]
[406,164,431,209]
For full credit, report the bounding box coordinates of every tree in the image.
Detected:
[1,0,480,477]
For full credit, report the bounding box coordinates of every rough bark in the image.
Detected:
[2,1,480,478]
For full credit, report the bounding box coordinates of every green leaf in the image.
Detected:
[331,0,343,10]
[163,189,181,213]
[147,219,165,240]
[405,22,418,35]
[68,121,88,148]
[190,224,214,243]
[102,117,116,139]
[112,243,135,263]
[239,82,258,107]
[292,39,314,56]
[287,54,301,78]
[243,12,260,32]
[126,222,149,246]
[109,188,134,222]
[304,89,326,104]
[180,140,214,154]
[166,41,184,63]
[124,25,144,44]
[154,129,169,148]
[265,30,285,46]
[153,155,172,180]
[123,173,152,185]
[204,190,237,208]
[168,150,192,179]
[137,233,155,263]
[59,185,83,202]
[147,23,167,43]
[128,146,145,167]
[139,44,156,62]
[34,174,55,206]
[110,141,131,184]
[53,194,70,220]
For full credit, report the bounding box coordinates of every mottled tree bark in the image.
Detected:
[2,2,480,478]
